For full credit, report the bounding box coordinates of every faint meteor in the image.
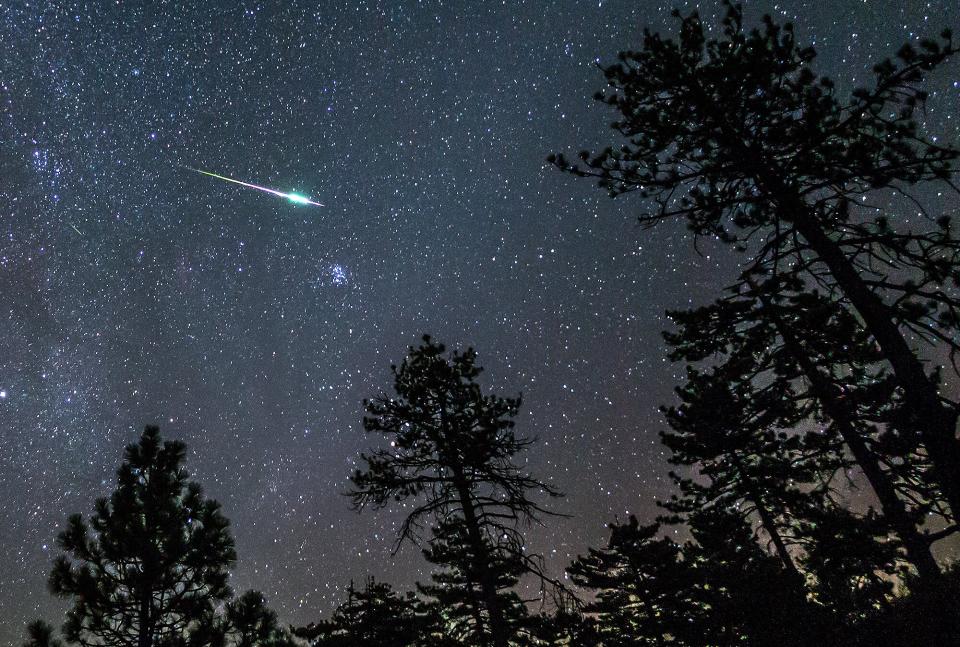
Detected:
[184,166,323,206]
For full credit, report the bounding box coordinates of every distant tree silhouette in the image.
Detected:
[550,0,960,521]
[567,517,695,646]
[526,593,597,647]
[24,426,285,647]
[294,579,422,647]
[22,622,63,647]
[417,517,530,645]
[349,336,562,647]
[222,591,296,647]
[798,506,899,625]
[190,590,296,647]
[682,507,820,647]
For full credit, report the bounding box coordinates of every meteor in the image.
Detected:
[185,166,323,207]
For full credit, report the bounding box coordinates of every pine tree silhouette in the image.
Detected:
[23,426,288,647]
[190,590,296,647]
[526,591,597,647]
[659,363,817,578]
[682,506,821,647]
[22,622,63,647]
[567,517,695,646]
[417,517,530,645]
[550,0,960,521]
[798,506,899,625]
[661,274,947,582]
[349,336,562,647]
[294,579,422,647]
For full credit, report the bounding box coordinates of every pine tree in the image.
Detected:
[798,506,900,625]
[682,507,820,647]
[662,274,946,582]
[659,364,819,577]
[295,579,423,647]
[219,591,297,647]
[567,517,696,646]
[550,0,960,520]
[526,593,597,647]
[417,517,530,645]
[349,336,562,647]
[28,426,237,647]
[22,622,63,647]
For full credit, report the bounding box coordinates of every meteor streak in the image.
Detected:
[185,167,323,206]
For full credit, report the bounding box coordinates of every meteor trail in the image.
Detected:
[185,166,323,206]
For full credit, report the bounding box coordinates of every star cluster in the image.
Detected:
[1,1,958,640]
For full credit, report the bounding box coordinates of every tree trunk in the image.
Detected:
[452,474,510,647]
[788,214,960,521]
[730,453,803,578]
[720,122,960,520]
[436,397,510,647]
[762,288,942,582]
[138,592,153,647]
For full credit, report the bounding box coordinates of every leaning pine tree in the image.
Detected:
[349,336,562,647]
[661,274,948,583]
[551,1,960,519]
[25,427,238,647]
[659,364,821,580]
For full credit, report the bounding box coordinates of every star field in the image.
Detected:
[1,1,959,641]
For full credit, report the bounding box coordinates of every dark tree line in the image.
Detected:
[25,3,960,645]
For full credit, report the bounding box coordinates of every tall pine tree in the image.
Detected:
[32,426,236,647]
[349,336,562,647]
[551,0,960,520]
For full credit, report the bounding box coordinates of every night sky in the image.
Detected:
[2,1,958,640]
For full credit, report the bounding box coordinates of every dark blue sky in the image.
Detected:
[1,1,957,640]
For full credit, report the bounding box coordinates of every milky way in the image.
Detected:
[1,1,958,641]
